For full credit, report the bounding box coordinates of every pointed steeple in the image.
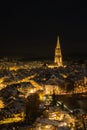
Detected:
[56,36,60,48]
[54,36,63,66]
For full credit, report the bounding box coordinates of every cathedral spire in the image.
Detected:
[54,36,63,66]
[56,36,60,48]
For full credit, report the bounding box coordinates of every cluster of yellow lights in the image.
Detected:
[0,99,4,109]
[9,66,19,71]
[0,112,25,125]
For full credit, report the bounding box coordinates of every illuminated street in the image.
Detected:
[0,58,87,130]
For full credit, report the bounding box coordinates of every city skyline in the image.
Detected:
[0,1,87,58]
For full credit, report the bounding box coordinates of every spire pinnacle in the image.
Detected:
[54,36,63,66]
[56,36,60,48]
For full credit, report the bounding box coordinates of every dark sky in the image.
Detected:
[0,0,87,59]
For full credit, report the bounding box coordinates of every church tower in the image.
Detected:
[54,36,63,66]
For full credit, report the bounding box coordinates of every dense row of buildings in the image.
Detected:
[0,37,87,129]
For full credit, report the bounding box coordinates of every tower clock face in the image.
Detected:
[55,49,61,54]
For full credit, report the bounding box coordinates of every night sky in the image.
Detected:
[0,0,87,59]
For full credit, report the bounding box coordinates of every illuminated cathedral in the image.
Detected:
[54,36,63,66]
[48,36,63,68]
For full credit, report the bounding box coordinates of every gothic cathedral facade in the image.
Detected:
[54,36,63,66]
